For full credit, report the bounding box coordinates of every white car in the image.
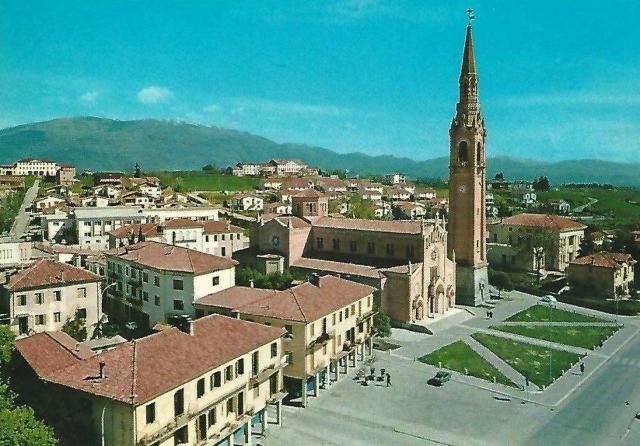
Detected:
[540,295,558,304]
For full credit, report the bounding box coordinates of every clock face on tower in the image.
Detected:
[271,235,280,247]
[458,185,466,193]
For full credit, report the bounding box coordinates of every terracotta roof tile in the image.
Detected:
[109,223,161,239]
[16,315,284,405]
[571,251,635,269]
[501,213,586,231]
[313,217,424,234]
[5,259,101,291]
[162,218,203,229]
[105,241,237,274]
[202,220,243,234]
[13,331,95,377]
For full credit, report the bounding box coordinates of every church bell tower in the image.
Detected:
[447,17,488,305]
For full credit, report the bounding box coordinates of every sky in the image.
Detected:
[1,0,638,162]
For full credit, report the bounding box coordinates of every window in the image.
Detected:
[225,365,233,382]
[174,389,184,416]
[309,322,315,337]
[332,313,336,325]
[54,290,61,301]
[35,315,45,325]
[212,276,220,286]
[476,142,482,164]
[173,300,184,311]
[18,295,26,306]
[221,247,226,256]
[143,272,149,283]
[154,276,160,287]
[316,237,324,249]
[143,292,149,301]
[271,342,278,358]
[458,141,469,162]
[77,308,87,319]
[36,293,44,304]
[173,279,183,290]
[197,378,205,398]
[54,312,61,323]
[349,240,357,252]
[208,407,217,427]
[154,296,160,306]
[236,358,245,376]
[146,403,156,424]
[285,324,293,336]
[211,371,221,388]
[332,239,340,250]
[252,351,259,376]
[226,398,234,415]
[351,304,356,316]
[322,318,327,333]
[339,311,343,322]
[367,242,375,254]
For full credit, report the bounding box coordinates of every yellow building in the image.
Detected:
[195,274,376,407]
[14,314,287,446]
[568,252,636,298]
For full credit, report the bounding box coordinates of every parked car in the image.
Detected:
[428,371,452,387]
[635,412,640,420]
[540,295,558,304]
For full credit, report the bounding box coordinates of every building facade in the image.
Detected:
[568,252,636,298]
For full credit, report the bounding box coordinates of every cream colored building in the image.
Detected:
[195,274,375,408]
[568,252,636,298]
[0,259,101,337]
[488,213,586,271]
[105,241,237,328]
[14,315,288,446]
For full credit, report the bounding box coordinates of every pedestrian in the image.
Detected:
[525,375,529,388]
[386,372,391,387]
[580,363,585,374]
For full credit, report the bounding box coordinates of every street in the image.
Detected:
[9,179,39,237]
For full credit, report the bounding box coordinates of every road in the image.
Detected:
[573,197,598,213]
[525,329,640,445]
[9,179,39,237]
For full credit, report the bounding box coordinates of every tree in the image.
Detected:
[202,164,219,173]
[348,194,375,219]
[373,311,392,337]
[62,310,87,342]
[133,162,141,178]
[489,270,513,298]
[533,176,550,192]
[579,233,595,257]
[173,176,185,192]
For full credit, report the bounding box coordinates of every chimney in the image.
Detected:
[310,273,321,287]
[99,360,106,379]
[408,260,412,275]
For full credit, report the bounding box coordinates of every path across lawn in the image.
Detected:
[505,305,607,323]
[491,325,618,350]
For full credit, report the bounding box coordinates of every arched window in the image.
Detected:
[476,142,482,164]
[458,141,468,163]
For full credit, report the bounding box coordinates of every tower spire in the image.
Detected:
[460,23,477,81]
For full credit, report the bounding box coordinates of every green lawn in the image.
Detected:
[491,325,618,350]
[153,171,259,192]
[505,305,606,323]
[471,333,582,388]
[418,340,517,388]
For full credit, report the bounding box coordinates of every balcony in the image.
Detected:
[357,310,376,324]
[249,355,290,386]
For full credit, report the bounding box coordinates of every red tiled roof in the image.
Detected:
[313,217,423,234]
[14,331,95,377]
[196,286,277,310]
[109,223,161,239]
[202,220,243,234]
[209,276,375,323]
[571,251,635,269]
[16,315,284,405]
[292,257,384,279]
[501,213,586,231]
[105,241,237,274]
[162,218,203,229]
[5,259,101,291]
[290,188,327,199]
[263,215,311,228]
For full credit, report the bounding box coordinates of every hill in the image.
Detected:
[0,117,638,186]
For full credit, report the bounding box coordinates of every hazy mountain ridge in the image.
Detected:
[0,117,637,186]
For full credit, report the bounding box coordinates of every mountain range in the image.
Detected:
[0,117,637,187]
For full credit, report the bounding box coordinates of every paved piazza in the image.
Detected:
[260,292,640,446]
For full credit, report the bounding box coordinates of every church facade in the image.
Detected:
[447,22,489,305]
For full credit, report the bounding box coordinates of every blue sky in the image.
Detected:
[1,0,638,162]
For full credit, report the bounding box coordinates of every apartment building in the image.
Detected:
[105,241,237,328]
[568,252,636,298]
[75,207,149,250]
[108,219,245,257]
[0,259,101,337]
[13,314,288,446]
[12,158,59,176]
[195,274,375,407]
[0,238,32,268]
[488,213,586,271]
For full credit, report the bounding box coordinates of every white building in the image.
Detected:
[0,259,102,337]
[105,241,238,327]
[0,239,32,267]
[34,195,66,211]
[383,173,406,185]
[12,158,59,177]
[81,196,110,208]
[232,194,264,211]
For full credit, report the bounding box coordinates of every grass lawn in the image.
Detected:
[418,340,517,388]
[471,333,582,388]
[505,305,606,323]
[491,325,618,350]
[153,171,259,192]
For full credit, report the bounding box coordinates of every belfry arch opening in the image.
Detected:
[476,142,482,164]
[458,141,468,163]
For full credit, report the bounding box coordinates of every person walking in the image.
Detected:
[386,372,391,387]
[580,363,585,374]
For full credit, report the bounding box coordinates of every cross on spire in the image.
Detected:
[466,8,475,25]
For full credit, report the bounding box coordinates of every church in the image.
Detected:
[250,21,487,323]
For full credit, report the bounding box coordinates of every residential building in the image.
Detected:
[486,192,498,217]
[413,187,437,200]
[232,194,264,212]
[0,175,25,188]
[0,259,101,337]
[568,252,636,298]
[510,180,534,192]
[13,315,288,446]
[547,199,571,215]
[394,202,427,219]
[383,173,406,185]
[105,241,237,328]
[81,195,110,207]
[195,274,375,407]
[0,238,32,268]
[75,207,149,250]
[268,159,307,176]
[121,191,155,207]
[488,213,586,271]
[13,158,58,176]
[513,190,537,206]
[263,201,291,215]
[34,194,66,211]
[231,162,262,176]
[56,164,76,186]
[94,172,125,186]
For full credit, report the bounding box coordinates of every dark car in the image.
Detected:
[428,371,452,387]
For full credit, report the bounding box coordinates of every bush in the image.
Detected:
[236,268,295,290]
[373,311,392,337]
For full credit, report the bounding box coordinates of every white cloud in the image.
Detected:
[228,97,350,117]
[80,91,99,103]
[202,104,221,113]
[137,86,174,104]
